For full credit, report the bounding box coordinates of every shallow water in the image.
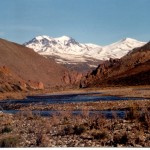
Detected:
[0,92,147,118]
[2,109,127,119]
[0,92,143,105]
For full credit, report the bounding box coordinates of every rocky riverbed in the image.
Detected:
[0,86,150,147]
[0,103,150,147]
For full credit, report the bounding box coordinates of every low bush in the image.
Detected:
[125,107,140,120]
[113,133,128,146]
[73,125,86,135]
[0,136,19,147]
[1,126,12,134]
[63,125,74,135]
[92,130,108,140]
[36,134,49,147]
[139,109,150,130]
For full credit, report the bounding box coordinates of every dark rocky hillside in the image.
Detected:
[80,42,150,87]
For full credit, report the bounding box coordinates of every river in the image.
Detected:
[0,92,147,118]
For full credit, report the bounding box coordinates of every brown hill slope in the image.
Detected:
[0,66,24,92]
[80,42,150,87]
[0,66,44,93]
[0,38,68,88]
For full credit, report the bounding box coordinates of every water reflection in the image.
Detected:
[0,92,144,105]
[2,109,127,119]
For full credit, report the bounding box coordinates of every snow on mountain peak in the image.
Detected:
[55,36,79,46]
[24,35,146,66]
[34,35,51,40]
[122,37,136,41]
[120,38,141,43]
[55,35,71,41]
[85,43,102,48]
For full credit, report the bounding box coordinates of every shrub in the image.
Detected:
[1,126,12,134]
[0,136,19,147]
[63,125,74,135]
[36,134,49,147]
[113,133,128,146]
[125,107,140,120]
[139,109,150,130]
[36,134,42,147]
[73,125,86,135]
[88,116,107,130]
[92,130,108,139]
[62,116,69,124]
[89,117,100,130]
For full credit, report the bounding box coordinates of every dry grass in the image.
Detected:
[0,107,150,147]
[0,86,150,147]
[0,136,20,147]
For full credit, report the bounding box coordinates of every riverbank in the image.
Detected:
[1,85,150,111]
[0,85,150,100]
[0,86,150,147]
[1,86,150,112]
[0,104,150,147]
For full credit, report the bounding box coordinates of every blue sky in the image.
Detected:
[0,0,150,45]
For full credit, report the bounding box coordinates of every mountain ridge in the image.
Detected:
[80,42,150,87]
[24,35,146,72]
[0,38,69,88]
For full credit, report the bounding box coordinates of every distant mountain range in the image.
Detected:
[0,37,149,94]
[24,35,146,72]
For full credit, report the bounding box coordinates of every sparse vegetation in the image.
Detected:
[0,103,150,147]
[91,130,108,140]
[0,136,20,147]
[0,87,150,147]
[73,125,86,135]
[113,133,128,146]
[1,126,12,134]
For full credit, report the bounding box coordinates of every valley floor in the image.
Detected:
[0,85,150,100]
[0,85,150,147]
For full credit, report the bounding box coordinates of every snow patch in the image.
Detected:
[24,35,146,68]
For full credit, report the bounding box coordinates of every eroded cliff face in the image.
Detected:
[0,65,83,93]
[80,42,150,88]
[62,71,83,87]
[0,66,45,93]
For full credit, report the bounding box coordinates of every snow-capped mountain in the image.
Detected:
[24,35,102,64]
[101,38,146,59]
[24,35,146,72]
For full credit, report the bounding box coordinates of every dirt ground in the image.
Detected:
[1,85,150,100]
[0,85,150,112]
[0,86,150,147]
